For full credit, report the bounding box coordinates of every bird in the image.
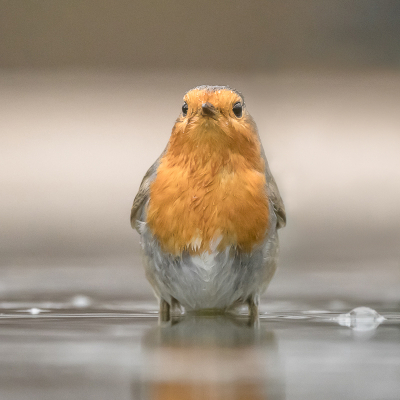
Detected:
[131,85,285,321]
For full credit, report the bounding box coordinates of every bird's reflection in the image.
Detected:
[136,315,284,400]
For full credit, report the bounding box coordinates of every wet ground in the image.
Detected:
[0,293,399,400]
[1,254,399,400]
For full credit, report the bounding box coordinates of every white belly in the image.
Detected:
[139,223,279,311]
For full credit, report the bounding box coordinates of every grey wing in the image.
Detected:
[259,142,286,229]
[130,149,166,231]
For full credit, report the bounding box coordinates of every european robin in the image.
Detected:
[131,85,285,321]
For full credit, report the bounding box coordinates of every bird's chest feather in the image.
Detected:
[146,153,269,256]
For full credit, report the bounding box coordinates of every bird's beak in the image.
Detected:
[201,102,217,118]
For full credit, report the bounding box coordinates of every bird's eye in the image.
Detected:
[232,102,243,118]
[182,102,188,116]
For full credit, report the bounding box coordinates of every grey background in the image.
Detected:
[1,0,400,71]
[1,1,399,303]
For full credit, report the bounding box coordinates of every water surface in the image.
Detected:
[1,298,399,400]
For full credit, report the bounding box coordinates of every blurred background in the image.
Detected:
[1,0,399,305]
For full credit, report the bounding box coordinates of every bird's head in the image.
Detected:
[169,86,261,159]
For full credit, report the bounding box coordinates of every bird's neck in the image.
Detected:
[166,129,265,173]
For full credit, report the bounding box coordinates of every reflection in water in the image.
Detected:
[0,303,399,399]
[139,315,284,400]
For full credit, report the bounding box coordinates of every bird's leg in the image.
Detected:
[169,296,183,324]
[159,298,170,322]
[170,296,181,313]
[247,297,259,326]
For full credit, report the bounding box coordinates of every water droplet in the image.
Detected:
[336,307,386,331]
[71,295,92,308]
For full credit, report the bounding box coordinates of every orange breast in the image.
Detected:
[146,148,269,256]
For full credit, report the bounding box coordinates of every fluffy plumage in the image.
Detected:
[131,85,285,320]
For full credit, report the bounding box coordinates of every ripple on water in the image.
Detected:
[0,301,399,327]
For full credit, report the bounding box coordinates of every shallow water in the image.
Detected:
[0,299,399,400]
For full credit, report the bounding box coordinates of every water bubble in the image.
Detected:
[336,307,386,331]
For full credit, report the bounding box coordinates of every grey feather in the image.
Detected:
[259,142,286,229]
[249,115,286,229]
[130,148,166,231]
